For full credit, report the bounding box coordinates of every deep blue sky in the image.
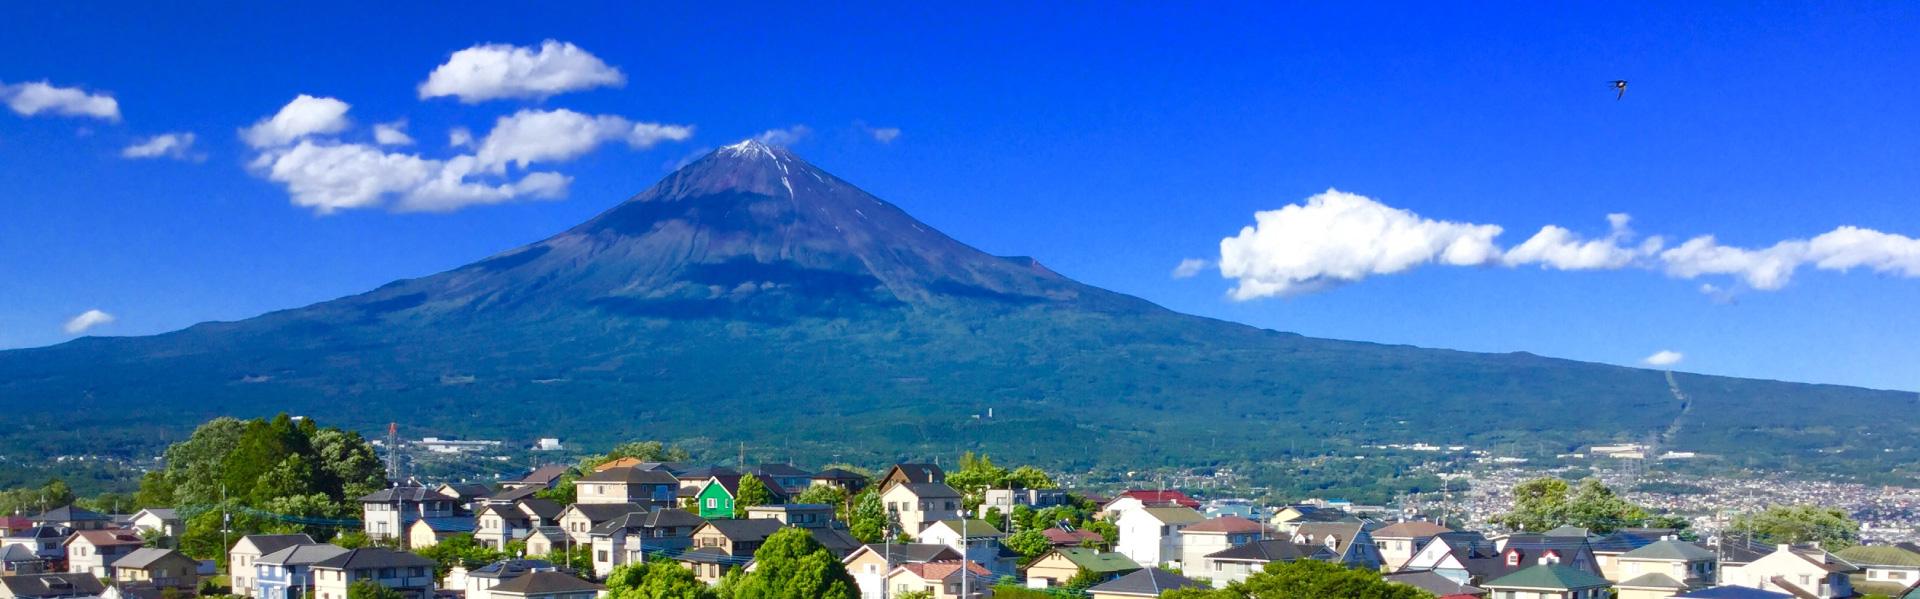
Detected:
[4,2,1918,390]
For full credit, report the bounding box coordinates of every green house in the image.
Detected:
[695,475,742,519]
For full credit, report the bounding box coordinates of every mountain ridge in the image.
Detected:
[1,140,1915,481]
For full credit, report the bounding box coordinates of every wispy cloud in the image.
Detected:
[1642,350,1684,367]
[419,40,625,103]
[122,132,203,161]
[1210,189,1920,299]
[373,120,414,146]
[63,309,115,334]
[1,80,121,121]
[754,125,811,146]
[1171,258,1210,279]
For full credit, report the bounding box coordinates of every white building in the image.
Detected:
[1115,507,1205,569]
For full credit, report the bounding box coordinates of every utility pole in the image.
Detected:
[960,516,969,599]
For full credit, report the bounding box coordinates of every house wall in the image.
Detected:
[696,486,733,520]
[1023,554,1080,587]
[880,486,962,540]
[312,566,436,599]
[1115,511,1184,568]
[1374,535,1432,571]
[1180,531,1257,576]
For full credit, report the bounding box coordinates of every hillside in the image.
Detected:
[1,140,1914,479]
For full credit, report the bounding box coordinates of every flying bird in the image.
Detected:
[1609,80,1628,100]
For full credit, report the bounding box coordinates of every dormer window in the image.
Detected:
[1543,550,1560,564]
[1506,551,1521,566]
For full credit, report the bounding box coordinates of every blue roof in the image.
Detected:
[416,517,477,532]
[1671,586,1797,599]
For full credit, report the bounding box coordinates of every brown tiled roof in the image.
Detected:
[1373,521,1454,539]
[897,560,992,581]
[65,529,144,547]
[1184,516,1263,533]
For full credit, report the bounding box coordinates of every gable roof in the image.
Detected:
[234,534,317,556]
[700,519,786,542]
[130,508,177,521]
[1373,521,1454,539]
[589,508,706,535]
[1,545,39,562]
[437,483,494,499]
[108,548,194,570]
[561,503,644,522]
[812,468,867,481]
[1041,548,1140,573]
[1837,545,1920,568]
[310,548,437,570]
[808,528,863,557]
[575,467,677,485]
[1617,572,1688,589]
[508,466,570,486]
[412,517,478,533]
[678,467,738,480]
[257,544,351,567]
[1185,516,1264,533]
[1621,539,1718,561]
[28,506,110,523]
[894,560,991,582]
[1382,571,1487,597]
[0,573,108,597]
[518,498,565,520]
[489,571,604,595]
[847,544,961,564]
[1134,507,1205,525]
[359,484,451,503]
[1205,540,1332,563]
[65,529,144,547]
[1671,586,1797,598]
[489,486,544,503]
[468,559,559,579]
[1483,564,1613,590]
[924,519,1004,537]
[1087,568,1207,597]
[1111,490,1199,509]
[884,464,945,486]
[750,464,812,478]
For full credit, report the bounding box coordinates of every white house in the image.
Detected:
[1721,545,1860,599]
[915,519,1016,576]
[1115,507,1205,569]
[1178,516,1265,575]
[881,482,965,539]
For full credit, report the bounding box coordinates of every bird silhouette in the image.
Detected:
[1609,80,1628,100]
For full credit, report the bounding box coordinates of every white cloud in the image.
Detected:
[63,309,115,334]
[418,40,625,103]
[373,120,414,146]
[1504,213,1662,270]
[121,132,202,161]
[0,80,121,121]
[1218,189,1505,298]
[754,125,811,146]
[449,127,475,148]
[474,108,692,172]
[1171,258,1211,279]
[1658,226,1920,290]
[870,127,901,143]
[1642,350,1684,366]
[240,95,351,148]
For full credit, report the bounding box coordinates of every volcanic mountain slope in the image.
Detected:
[1,140,1914,474]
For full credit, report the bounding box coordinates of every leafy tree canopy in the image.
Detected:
[732,527,859,599]
[347,580,404,599]
[1732,505,1860,551]
[1491,477,1667,534]
[733,475,775,518]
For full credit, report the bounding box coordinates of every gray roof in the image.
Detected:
[489,571,603,595]
[519,498,565,520]
[1382,571,1487,596]
[898,483,961,498]
[853,544,961,564]
[489,486,544,503]
[589,509,706,536]
[1,545,39,562]
[311,548,437,570]
[1205,540,1333,563]
[27,506,109,523]
[1617,572,1689,589]
[563,503,644,522]
[257,544,351,567]
[575,467,677,485]
[809,528,863,558]
[237,534,316,556]
[469,560,559,580]
[1087,568,1207,597]
[701,519,787,542]
[109,548,193,570]
[510,466,570,486]
[750,464,812,478]
[413,517,478,533]
[359,485,451,503]
[135,508,178,520]
[1620,539,1718,561]
[0,573,108,598]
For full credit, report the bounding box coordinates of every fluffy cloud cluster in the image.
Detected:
[1208,189,1920,299]
[63,309,115,334]
[121,133,201,161]
[1,80,121,121]
[419,40,626,103]
[1642,350,1684,366]
[242,95,690,214]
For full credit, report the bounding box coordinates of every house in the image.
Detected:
[251,543,349,599]
[475,504,532,551]
[1202,540,1335,588]
[485,571,602,599]
[556,503,644,544]
[748,464,814,496]
[1290,522,1385,571]
[109,548,200,593]
[1585,531,1660,580]
[843,544,962,599]
[1178,516,1265,576]
[499,466,570,492]
[435,484,494,515]
[358,484,458,543]
[679,520,785,584]
[1023,548,1140,588]
[126,510,180,538]
[1475,535,1601,582]
[1099,491,1200,518]
[524,527,569,559]
[1086,568,1207,599]
[1,546,43,576]
[1115,507,1205,569]
[1380,571,1487,598]
[586,509,704,577]
[27,508,111,533]
[1668,587,1796,599]
[447,559,562,599]
[675,468,737,496]
[1480,564,1613,599]
[883,561,993,599]
[1040,527,1102,548]
[880,482,964,538]
[693,475,789,520]
[1611,540,1718,598]
[0,519,32,539]
[0,572,107,599]
[1372,521,1454,571]
[811,469,870,494]
[2,527,70,568]
[229,534,316,598]
[572,467,677,508]
[1720,544,1860,599]
[1269,505,1361,534]
[743,505,834,529]
[878,464,945,492]
[1836,545,1920,597]
[407,517,478,549]
[979,488,1069,517]
[61,530,144,578]
[309,548,438,599]
[916,520,1016,576]
[1400,532,1513,587]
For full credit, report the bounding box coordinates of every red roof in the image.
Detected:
[1114,490,1199,508]
[0,516,31,529]
[1042,528,1103,545]
[896,560,993,581]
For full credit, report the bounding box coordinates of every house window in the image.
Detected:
[1893,571,1909,580]
[1506,552,1520,566]
[1800,575,1811,586]
[707,499,718,508]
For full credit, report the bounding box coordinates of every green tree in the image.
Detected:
[847,488,887,543]
[310,428,385,501]
[159,417,247,507]
[713,566,746,599]
[1491,477,1659,534]
[1236,559,1434,599]
[346,580,404,599]
[634,561,715,599]
[1085,519,1119,549]
[535,475,579,506]
[1005,466,1056,490]
[417,534,505,579]
[1491,477,1570,532]
[134,471,175,508]
[1732,505,1861,551]
[252,455,319,505]
[332,531,373,549]
[577,441,692,472]
[732,527,859,599]
[733,475,775,518]
[1005,529,1052,564]
[945,452,1009,508]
